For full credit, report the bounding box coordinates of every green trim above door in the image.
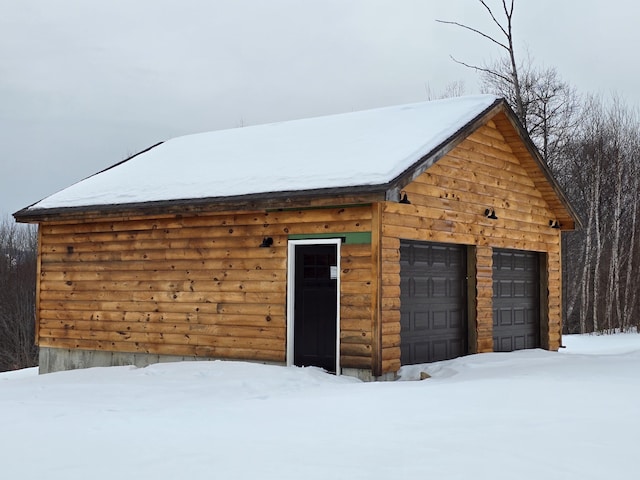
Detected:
[288,232,371,245]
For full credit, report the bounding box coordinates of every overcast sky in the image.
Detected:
[2,0,638,217]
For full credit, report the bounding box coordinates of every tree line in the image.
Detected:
[0,218,38,371]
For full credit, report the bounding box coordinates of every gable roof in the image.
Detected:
[14,95,580,228]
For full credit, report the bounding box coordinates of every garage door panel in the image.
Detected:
[412,277,427,296]
[432,277,448,297]
[513,280,527,297]
[400,240,467,365]
[495,308,512,327]
[513,309,525,325]
[492,249,540,352]
[496,280,510,297]
[414,342,431,362]
[432,311,448,329]
[494,335,512,352]
[413,311,429,331]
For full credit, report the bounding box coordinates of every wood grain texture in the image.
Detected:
[379,122,565,369]
[38,206,373,367]
[34,112,568,376]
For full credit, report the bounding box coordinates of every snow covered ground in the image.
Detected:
[2,333,639,480]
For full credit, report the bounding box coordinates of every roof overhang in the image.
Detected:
[14,98,581,230]
[384,99,581,231]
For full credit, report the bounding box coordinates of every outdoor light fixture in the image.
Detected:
[399,191,411,204]
[484,208,498,220]
[549,220,561,229]
[259,237,274,248]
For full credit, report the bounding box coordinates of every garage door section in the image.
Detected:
[400,240,467,365]
[492,249,540,352]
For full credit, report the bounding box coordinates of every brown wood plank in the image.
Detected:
[340,343,372,357]
[40,328,285,350]
[41,207,373,235]
[40,289,283,304]
[383,208,558,246]
[341,355,372,369]
[40,319,286,339]
[41,268,285,283]
[340,330,372,345]
[341,281,372,295]
[41,257,288,272]
[41,279,286,293]
[39,310,284,327]
[370,202,383,377]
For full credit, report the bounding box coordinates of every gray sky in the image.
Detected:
[2,0,638,217]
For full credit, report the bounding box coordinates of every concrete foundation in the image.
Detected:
[39,347,398,381]
[341,367,397,382]
[38,347,218,374]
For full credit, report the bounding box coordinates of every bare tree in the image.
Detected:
[424,80,467,101]
[437,1,580,167]
[437,0,525,122]
[480,58,579,170]
[559,96,640,334]
[0,218,38,371]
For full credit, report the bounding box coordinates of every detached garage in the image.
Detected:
[14,95,580,380]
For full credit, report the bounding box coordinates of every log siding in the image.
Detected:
[38,207,374,368]
[20,100,577,379]
[379,122,563,373]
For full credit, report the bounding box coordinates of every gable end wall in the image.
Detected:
[380,120,563,373]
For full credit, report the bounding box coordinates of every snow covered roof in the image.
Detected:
[20,95,503,215]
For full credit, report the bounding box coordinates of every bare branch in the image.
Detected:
[450,56,513,84]
[479,0,509,39]
[435,19,509,51]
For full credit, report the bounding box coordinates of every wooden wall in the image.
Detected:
[37,206,374,369]
[379,119,563,374]
[34,117,568,377]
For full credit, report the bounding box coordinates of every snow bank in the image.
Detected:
[560,330,640,355]
[2,334,639,479]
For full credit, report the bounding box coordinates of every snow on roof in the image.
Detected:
[28,95,500,211]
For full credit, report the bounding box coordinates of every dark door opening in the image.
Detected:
[400,240,468,364]
[293,244,338,372]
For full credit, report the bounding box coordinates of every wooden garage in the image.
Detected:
[14,95,580,380]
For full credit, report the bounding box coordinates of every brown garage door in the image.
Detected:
[492,249,540,352]
[400,240,467,365]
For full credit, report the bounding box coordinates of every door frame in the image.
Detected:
[286,238,342,374]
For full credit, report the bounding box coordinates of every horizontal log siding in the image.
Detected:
[492,112,574,229]
[38,207,373,367]
[340,242,374,368]
[380,235,401,374]
[380,122,562,371]
[475,246,494,353]
[546,250,562,350]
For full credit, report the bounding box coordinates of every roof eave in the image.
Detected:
[13,185,388,223]
[384,98,582,231]
[384,97,505,199]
